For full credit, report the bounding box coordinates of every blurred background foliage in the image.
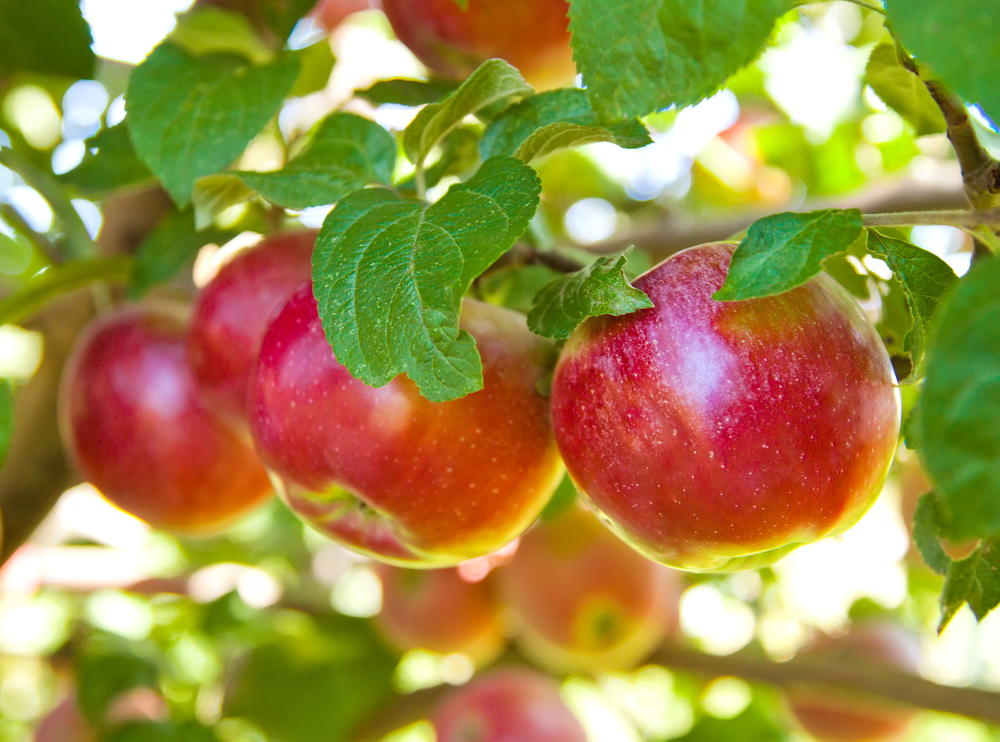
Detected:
[0,1,998,741]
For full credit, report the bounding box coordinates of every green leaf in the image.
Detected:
[76,645,159,723]
[403,59,533,167]
[864,43,946,137]
[355,77,461,107]
[940,539,1000,630]
[58,124,155,196]
[568,0,795,122]
[193,112,397,223]
[0,381,12,471]
[867,230,958,380]
[106,721,218,742]
[481,89,652,162]
[399,126,481,195]
[0,257,134,326]
[313,156,541,402]
[527,250,653,339]
[913,491,952,576]
[922,256,1000,542]
[0,0,95,79]
[0,231,32,276]
[289,41,336,97]
[169,6,273,63]
[886,0,1000,122]
[260,0,318,42]
[714,210,865,301]
[479,264,561,315]
[131,210,232,297]
[540,474,578,521]
[126,43,301,205]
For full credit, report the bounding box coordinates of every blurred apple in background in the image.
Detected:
[786,624,919,742]
[380,0,576,90]
[249,288,564,566]
[34,696,94,742]
[375,565,504,664]
[500,507,682,674]
[313,0,375,31]
[551,242,900,572]
[60,305,274,533]
[431,668,587,742]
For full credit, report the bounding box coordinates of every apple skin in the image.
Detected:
[380,0,575,90]
[500,506,682,674]
[248,287,564,567]
[550,243,900,572]
[313,0,374,30]
[375,565,504,663]
[431,669,587,742]
[787,624,919,742]
[187,231,315,425]
[60,305,274,533]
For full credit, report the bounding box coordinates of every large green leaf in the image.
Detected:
[714,210,865,301]
[866,230,957,381]
[403,59,533,168]
[921,257,1000,542]
[568,0,795,122]
[126,43,300,205]
[58,124,155,196]
[864,43,946,137]
[527,250,653,339]
[0,0,95,79]
[480,89,652,162]
[313,157,541,402]
[886,0,1000,121]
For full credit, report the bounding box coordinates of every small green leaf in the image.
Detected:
[541,474,578,521]
[58,124,155,196]
[0,0,95,79]
[169,6,273,63]
[913,491,952,576]
[481,89,652,162]
[131,210,232,297]
[568,0,796,122]
[403,59,533,167]
[0,231,32,276]
[886,0,1000,122]
[922,256,1000,542]
[0,381,13,471]
[867,230,958,380]
[194,112,397,219]
[313,156,541,402]
[940,539,1000,631]
[527,250,653,339]
[714,210,865,301]
[864,43,946,137]
[0,257,134,325]
[289,41,336,97]
[126,43,301,205]
[355,77,461,107]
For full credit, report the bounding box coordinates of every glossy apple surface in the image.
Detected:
[187,231,314,424]
[381,0,575,90]
[550,243,900,572]
[60,305,273,533]
[249,288,564,566]
[787,624,919,742]
[376,565,503,663]
[500,506,681,673]
[432,669,587,742]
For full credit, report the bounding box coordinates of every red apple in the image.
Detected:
[375,565,504,663]
[34,696,94,742]
[431,669,587,742]
[786,624,919,742]
[500,506,682,673]
[187,231,315,425]
[550,243,900,572]
[60,305,274,533]
[313,0,375,31]
[380,0,576,90]
[248,287,564,566]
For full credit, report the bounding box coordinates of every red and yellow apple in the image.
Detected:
[375,565,504,663]
[431,669,587,742]
[248,287,564,566]
[187,230,314,425]
[550,243,900,572]
[60,305,273,533]
[786,624,919,742]
[380,0,576,90]
[500,506,682,673]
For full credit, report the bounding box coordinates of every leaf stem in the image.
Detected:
[415,166,427,201]
[0,148,97,260]
[863,209,1000,228]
